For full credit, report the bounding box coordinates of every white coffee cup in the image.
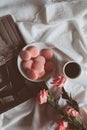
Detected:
[63,61,81,79]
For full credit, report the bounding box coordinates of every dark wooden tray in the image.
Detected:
[0,15,47,113]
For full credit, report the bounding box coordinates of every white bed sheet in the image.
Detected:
[0,0,87,130]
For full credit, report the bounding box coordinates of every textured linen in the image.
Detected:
[0,0,87,130]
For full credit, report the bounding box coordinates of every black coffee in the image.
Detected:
[64,62,81,78]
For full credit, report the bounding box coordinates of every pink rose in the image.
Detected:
[66,106,80,117]
[55,121,69,130]
[51,75,67,87]
[37,89,48,104]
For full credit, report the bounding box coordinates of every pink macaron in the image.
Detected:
[45,61,54,71]
[32,61,44,73]
[34,55,46,64]
[27,46,40,58]
[39,70,45,78]
[20,50,31,61]
[26,69,39,80]
[40,49,54,60]
[22,59,33,70]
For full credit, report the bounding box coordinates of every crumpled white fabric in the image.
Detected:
[0,0,87,130]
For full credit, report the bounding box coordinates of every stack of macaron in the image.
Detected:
[20,45,55,81]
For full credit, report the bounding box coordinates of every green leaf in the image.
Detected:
[62,87,79,112]
[47,91,56,107]
[62,87,70,100]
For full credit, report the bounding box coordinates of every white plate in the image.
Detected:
[17,42,56,82]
